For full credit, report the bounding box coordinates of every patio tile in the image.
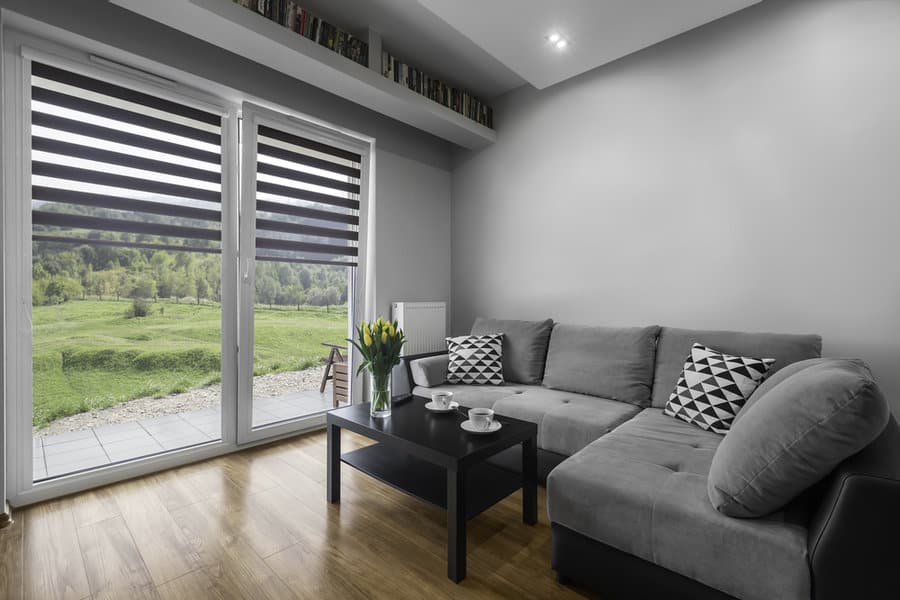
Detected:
[193,425,222,438]
[296,398,332,412]
[262,405,307,420]
[41,428,96,446]
[42,434,104,456]
[253,397,285,411]
[182,415,222,427]
[44,446,109,470]
[182,407,220,419]
[93,421,144,441]
[147,424,206,443]
[253,412,281,427]
[104,440,165,463]
[32,465,48,481]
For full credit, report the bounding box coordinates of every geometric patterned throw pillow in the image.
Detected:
[664,343,775,434]
[446,334,504,385]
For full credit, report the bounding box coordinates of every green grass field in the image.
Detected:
[32,299,348,428]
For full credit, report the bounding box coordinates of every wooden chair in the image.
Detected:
[320,342,346,393]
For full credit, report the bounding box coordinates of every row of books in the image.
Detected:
[381,52,494,129]
[234,1,368,67]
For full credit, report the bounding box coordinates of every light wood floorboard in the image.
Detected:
[0,430,593,599]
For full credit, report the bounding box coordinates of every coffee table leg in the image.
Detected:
[327,422,341,503]
[523,436,537,525]
[447,467,466,582]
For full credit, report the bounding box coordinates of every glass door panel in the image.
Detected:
[238,104,363,443]
[29,61,226,480]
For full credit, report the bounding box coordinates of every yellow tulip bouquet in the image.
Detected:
[348,317,406,418]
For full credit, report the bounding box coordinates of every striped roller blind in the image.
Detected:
[254,124,360,267]
[30,61,223,254]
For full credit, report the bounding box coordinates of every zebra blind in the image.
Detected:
[30,61,223,254]
[254,124,360,267]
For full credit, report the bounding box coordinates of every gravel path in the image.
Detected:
[34,365,327,437]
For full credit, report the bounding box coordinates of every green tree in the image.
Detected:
[256,275,280,309]
[45,277,83,304]
[130,274,157,300]
[114,272,133,301]
[173,273,192,303]
[283,284,305,310]
[298,268,311,290]
[195,276,209,305]
[324,286,340,306]
[277,264,293,286]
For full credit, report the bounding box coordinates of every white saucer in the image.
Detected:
[425,400,459,413]
[460,419,502,434]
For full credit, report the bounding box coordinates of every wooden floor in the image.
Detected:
[0,430,593,599]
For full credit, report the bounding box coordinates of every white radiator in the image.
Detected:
[392,301,446,355]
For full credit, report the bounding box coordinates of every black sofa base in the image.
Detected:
[551,522,739,600]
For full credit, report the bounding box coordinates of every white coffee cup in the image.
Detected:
[431,391,453,409]
[469,407,494,431]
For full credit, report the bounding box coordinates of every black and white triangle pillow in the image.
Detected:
[664,343,775,434]
[446,334,504,385]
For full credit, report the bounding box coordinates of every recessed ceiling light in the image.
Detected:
[547,32,561,43]
[555,39,568,49]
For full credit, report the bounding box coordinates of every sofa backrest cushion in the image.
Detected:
[542,324,660,407]
[651,327,822,408]
[470,317,554,384]
[707,358,890,518]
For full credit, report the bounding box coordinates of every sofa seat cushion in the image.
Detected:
[412,383,524,409]
[492,387,641,455]
[547,409,810,600]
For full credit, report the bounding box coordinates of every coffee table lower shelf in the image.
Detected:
[341,443,522,520]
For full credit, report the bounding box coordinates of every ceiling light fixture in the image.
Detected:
[547,32,569,50]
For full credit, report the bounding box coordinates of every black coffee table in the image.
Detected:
[326,395,538,582]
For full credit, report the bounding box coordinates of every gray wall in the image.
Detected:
[376,150,451,324]
[451,0,900,412]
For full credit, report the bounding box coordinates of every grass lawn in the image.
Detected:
[32,299,348,427]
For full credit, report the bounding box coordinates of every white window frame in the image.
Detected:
[237,102,367,444]
[1,17,374,506]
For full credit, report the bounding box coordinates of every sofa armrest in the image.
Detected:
[399,351,448,394]
[410,353,450,388]
[807,416,900,600]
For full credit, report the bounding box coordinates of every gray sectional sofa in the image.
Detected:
[403,318,900,600]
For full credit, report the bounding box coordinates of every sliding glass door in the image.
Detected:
[3,33,370,505]
[27,60,233,479]
[237,104,365,443]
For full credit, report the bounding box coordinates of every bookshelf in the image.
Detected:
[110,0,497,149]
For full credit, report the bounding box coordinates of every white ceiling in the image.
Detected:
[295,0,525,100]
[417,0,763,90]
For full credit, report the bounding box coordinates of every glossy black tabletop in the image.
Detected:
[327,395,536,468]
